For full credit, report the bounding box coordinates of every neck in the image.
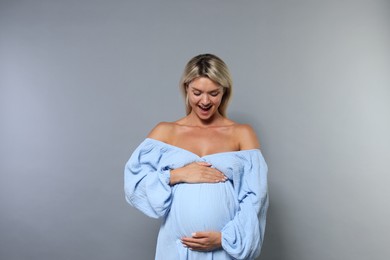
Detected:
[184,111,225,127]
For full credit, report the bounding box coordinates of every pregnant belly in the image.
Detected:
[169,182,237,238]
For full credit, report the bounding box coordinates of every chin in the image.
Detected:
[198,112,217,121]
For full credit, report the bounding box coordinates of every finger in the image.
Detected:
[206,171,228,182]
[204,168,224,176]
[181,239,203,248]
[181,240,206,249]
[181,238,203,245]
[181,234,208,246]
[181,236,203,243]
[196,162,212,167]
[209,168,227,178]
[182,241,213,252]
[212,171,228,181]
[207,174,227,183]
[191,232,208,238]
[187,245,210,251]
[181,234,207,243]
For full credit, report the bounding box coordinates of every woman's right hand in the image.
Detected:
[169,162,227,185]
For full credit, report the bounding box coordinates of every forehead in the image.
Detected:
[188,77,221,90]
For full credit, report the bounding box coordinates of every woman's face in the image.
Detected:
[187,77,224,121]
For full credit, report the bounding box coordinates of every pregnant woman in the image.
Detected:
[124,54,268,260]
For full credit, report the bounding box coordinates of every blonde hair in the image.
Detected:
[179,54,233,116]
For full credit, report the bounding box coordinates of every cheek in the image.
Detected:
[188,95,200,105]
[212,96,223,105]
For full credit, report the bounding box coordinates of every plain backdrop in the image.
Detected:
[1,0,389,259]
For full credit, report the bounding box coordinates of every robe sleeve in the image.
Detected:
[221,150,269,260]
[124,140,173,219]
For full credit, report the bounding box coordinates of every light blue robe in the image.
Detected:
[124,138,268,260]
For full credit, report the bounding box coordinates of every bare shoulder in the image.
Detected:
[234,124,261,150]
[147,122,175,142]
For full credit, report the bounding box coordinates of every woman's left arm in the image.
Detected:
[218,125,268,259]
[220,151,268,259]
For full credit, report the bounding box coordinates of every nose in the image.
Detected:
[201,94,210,104]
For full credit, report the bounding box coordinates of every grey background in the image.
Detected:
[1,0,389,260]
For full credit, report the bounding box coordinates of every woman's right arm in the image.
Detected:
[124,140,173,219]
[169,162,227,185]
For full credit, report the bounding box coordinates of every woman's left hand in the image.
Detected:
[181,231,222,251]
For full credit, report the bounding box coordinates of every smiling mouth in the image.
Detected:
[199,105,212,112]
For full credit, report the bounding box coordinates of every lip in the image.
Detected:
[198,105,212,115]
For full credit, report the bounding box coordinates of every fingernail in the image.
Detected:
[192,232,196,236]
